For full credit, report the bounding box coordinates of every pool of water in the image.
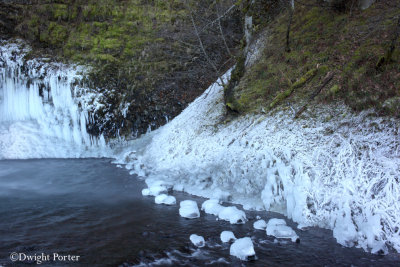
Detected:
[0,159,398,266]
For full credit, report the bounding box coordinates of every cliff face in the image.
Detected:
[1,0,242,138]
[226,0,400,118]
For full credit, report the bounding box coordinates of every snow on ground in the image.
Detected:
[266,218,299,242]
[154,194,176,205]
[253,219,267,230]
[230,237,256,261]
[220,231,236,243]
[190,234,205,247]
[179,200,200,219]
[114,67,400,253]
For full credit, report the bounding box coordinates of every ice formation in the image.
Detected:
[154,194,176,205]
[141,180,173,196]
[179,200,200,219]
[0,40,107,159]
[217,206,247,224]
[201,199,224,216]
[253,219,267,230]
[266,218,299,242]
[220,231,236,243]
[189,234,205,247]
[229,237,256,261]
[115,67,400,253]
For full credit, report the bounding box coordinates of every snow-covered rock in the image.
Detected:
[230,237,256,261]
[141,185,167,196]
[141,188,151,196]
[190,234,205,247]
[154,194,176,205]
[266,218,299,242]
[253,219,267,230]
[220,231,236,243]
[201,199,224,216]
[267,218,286,227]
[218,206,247,224]
[179,200,200,219]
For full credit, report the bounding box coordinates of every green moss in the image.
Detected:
[52,4,68,21]
[292,68,317,89]
[329,84,340,95]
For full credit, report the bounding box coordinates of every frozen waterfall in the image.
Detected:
[0,41,106,159]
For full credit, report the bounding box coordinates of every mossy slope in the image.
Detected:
[229,1,400,117]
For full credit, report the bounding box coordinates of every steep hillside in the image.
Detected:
[226,0,400,118]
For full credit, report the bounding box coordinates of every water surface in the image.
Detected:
[0,159,398,266]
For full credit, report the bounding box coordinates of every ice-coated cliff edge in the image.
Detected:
[0,40,108,159]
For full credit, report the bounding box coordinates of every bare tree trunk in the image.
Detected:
[376,16,400,69]
[187,4,225,86]
[294,72,334,118]
[215,0,232,57]
[285,2,294,52]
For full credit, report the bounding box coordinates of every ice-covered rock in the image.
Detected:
[141,188,151,196]
[230,237,256,261]
[218,206,247,224]
[220,231,236,243]
[266,218,299,242]
[267,218,286,227]
[141,184,168,197]
[154,194,176,205]
[179,200,200,219]
[201,199,224,216]
[253,219,267,230]
[190,234,205,247]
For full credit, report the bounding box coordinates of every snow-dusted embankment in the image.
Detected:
[116,70,400,254]
[0,40,108,159]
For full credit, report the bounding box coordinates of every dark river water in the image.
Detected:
[0,159,399,267]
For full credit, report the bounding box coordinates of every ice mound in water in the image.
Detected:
[141,186,166,196]
[220,231,236,243]
[201,199,224,216]
[142,180,172,196]
[266,218,299,242]
[253,219,267,230]
[179,200,200,219]
[190,234,205,247]
[230,237,256,261]
[154,194,176,205]
[218,206,247,224]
